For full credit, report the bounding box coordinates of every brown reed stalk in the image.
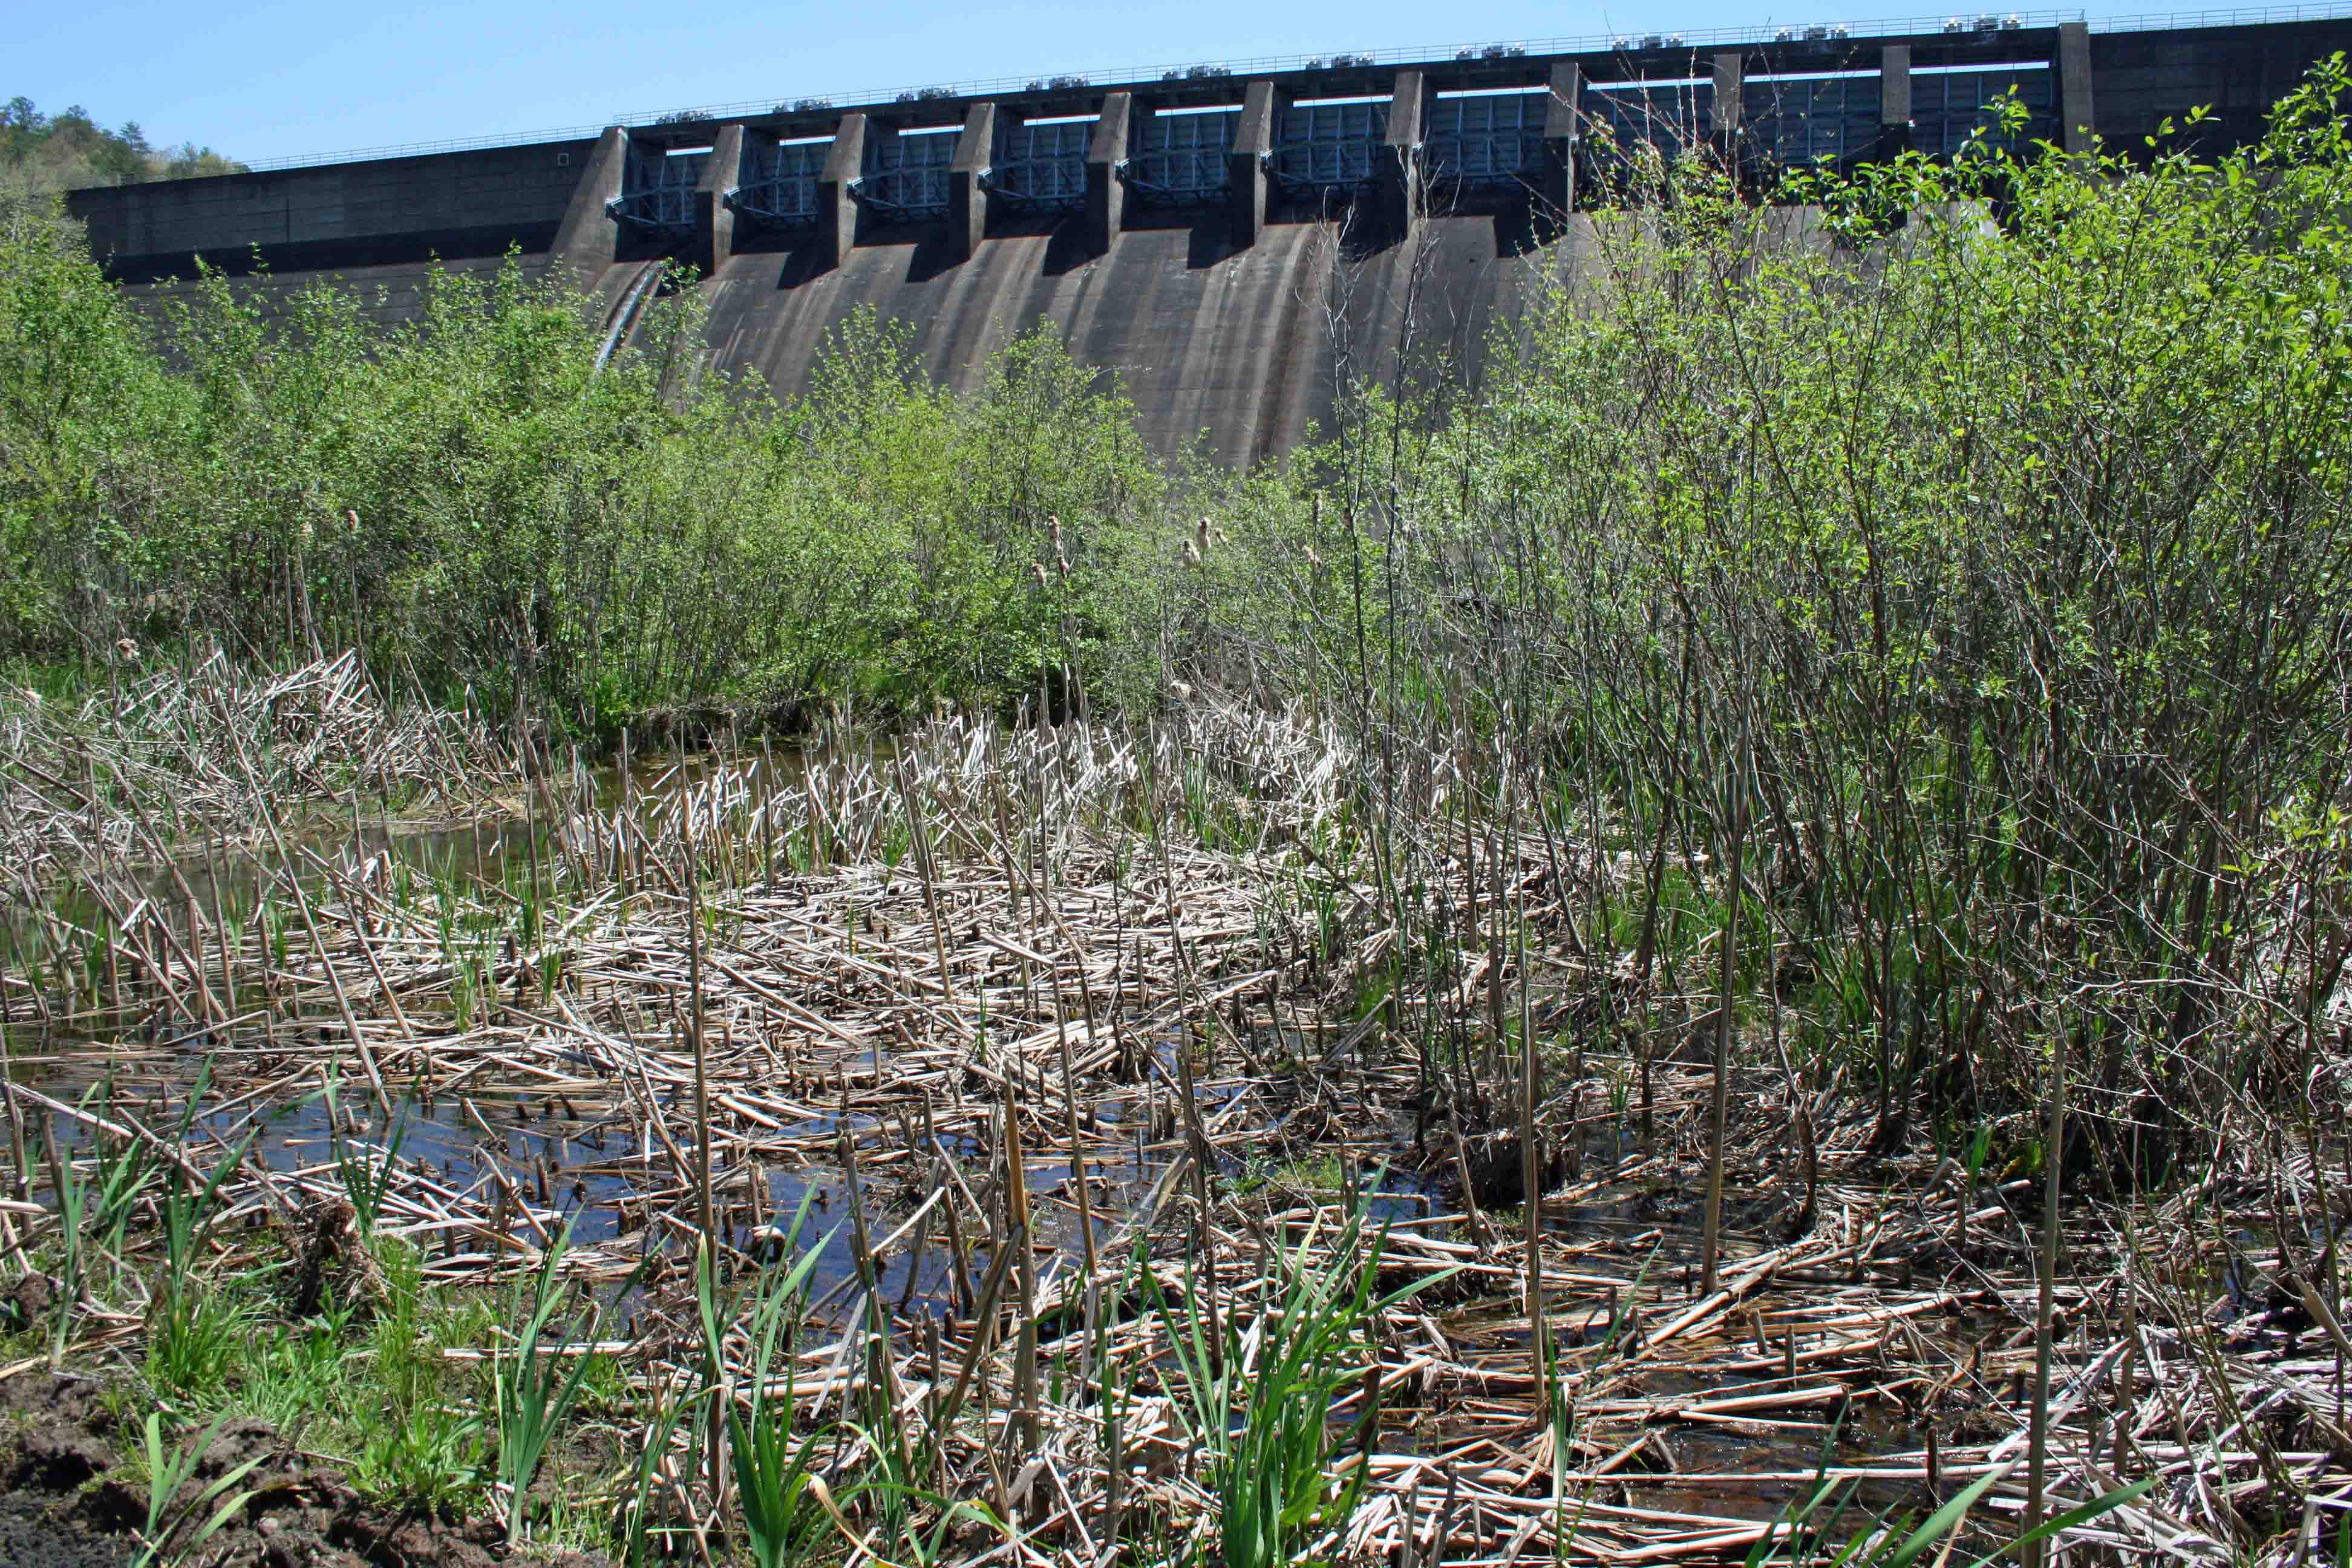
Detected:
[2024,1028,2067,1567]
[203,837,230,1022]
[0,1025,28,1206]
[1001,1074,1040,1455]
[1519,880,1547,1422]
[681,787,724,1512]
[1700,740,1749,1299]
[894,754,956,1013]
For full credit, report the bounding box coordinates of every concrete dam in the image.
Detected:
[67,10,2352,465]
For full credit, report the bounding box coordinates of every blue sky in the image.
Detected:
[22,0,2053,164]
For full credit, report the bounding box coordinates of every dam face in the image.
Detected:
[67,13,2352,463]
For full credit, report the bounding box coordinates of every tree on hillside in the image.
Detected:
[1,96,241,200]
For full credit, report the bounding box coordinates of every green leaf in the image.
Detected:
[1963,1477,2157,1568]
[1883,1462,2012,1568]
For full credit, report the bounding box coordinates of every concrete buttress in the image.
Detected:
[948,103,998,263]
[692,123,744,278]
[1085,93,1134,255]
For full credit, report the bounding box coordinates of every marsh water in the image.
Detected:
[4,780,1944,1519]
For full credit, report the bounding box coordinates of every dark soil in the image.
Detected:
[0,1372,606,1568]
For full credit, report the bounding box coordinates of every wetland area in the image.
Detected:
[5,655,2343,1568]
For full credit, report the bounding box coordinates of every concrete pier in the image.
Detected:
[551,127,629,281]
[1540,63,1581,223]
[1085,92,1134,253]
[691,123,743,277]
[817,113,867,270]
[1880,47,1913,157]
[1379,69,1434,235]
[1711,53,1744,152]
[1230,80,1276,249]
[2059,22,2097,154]
[947,103,996,263]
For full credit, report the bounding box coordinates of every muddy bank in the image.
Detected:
[0,1373,600,1568]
